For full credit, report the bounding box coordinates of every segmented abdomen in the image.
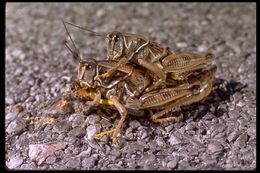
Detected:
[139,88,191,109]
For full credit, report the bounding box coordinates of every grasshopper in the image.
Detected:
[62,21,217,147]
[63,21,215,92]
[71,58,216,147]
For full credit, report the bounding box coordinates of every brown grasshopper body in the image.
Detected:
[72,58,216,146]
[63,21,215,93]
[61,21,217,147]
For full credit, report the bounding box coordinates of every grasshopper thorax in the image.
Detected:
[106,31,124,60]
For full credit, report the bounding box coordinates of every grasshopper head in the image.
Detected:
[106,31,124,60]
[77,59,98,88]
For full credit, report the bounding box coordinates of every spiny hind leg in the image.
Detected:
[150,107,183,124]
[109,95,127,148]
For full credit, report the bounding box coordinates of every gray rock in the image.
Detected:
[167,156,179,169]
[85,114,101,125]
[207,141,224,154]
[138,128,148,139]
[178,159,191,170]
[228,110,240,118]
[72,115,86,128]
[123,142,145,154]
[65,158,81,169]
[234,132,249,148]
[45,156,57,164]
[68,127,86,138]
[156,137,166,147]
[53,120,72,134]
[7,155,24,169]
[86,125,98,140]
[20,162,37,170]
[82,156,97,168]
[77,148,92,158]
[227,130,240,143]
[6,112,16,122]
[169,133,183,145]
[137,154,156,166]
[129,120,141,129]
[6,118,27,135]
[6,96,15,105]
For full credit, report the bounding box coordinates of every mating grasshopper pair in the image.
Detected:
[58,21,217,147]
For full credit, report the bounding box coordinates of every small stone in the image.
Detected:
[178,159,191,169]
[185,123,195,131]
[207,141,223,154]
[123,142,145,154]
[7,155,24,169]
[72,115,86,128]
[156,137,166,147]
[65,158,80,169]
[20,162,37,170]
[45,156,56,164]
[138,129,148,139]
[6,118,27,135]
[82,156,97,168]
[167,156,179,169]
[77,148,92,158]
[227,130,240,143]
[234,132,248,148]
[68,127,86,138]
[53,120,72,134]
[129,120,141,129]
[137,154,156,166]
[85,114,101,125]
[86,125,97,140]
[6,96,15,105]
[169,133,183,145]
[6,112,16,121]
[228,110,240,118]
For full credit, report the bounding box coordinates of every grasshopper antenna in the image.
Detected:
[62,20,81,62]
[64,21,107,38]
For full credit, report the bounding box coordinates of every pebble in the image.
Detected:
[234,132,248,148]
[123,142,145,154]
[6,112,16,122]
[82,156,97,169]
[7,155,24,169]
[227,130,240,143]
[20,162,37,170]
[45,156,57,164]
[86,125,98,140]
[85,114,101,125]
[137,154,156,166]
[138,129,148,139]
[156,137,166,147]
[129,120,141,129]
[169,133,183,145]
[68,127,86,138]
[6,96,15,105]
[207,141,224,154]
[167,156,179,169]
[65,158,81,169]
[6,118,27,135]
[72,115,86,128]
[53,120,72,134]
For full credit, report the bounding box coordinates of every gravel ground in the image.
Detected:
[5,3,256,170]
